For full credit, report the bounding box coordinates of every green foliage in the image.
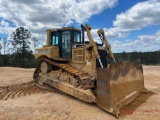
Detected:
[0,50,160,68]
[10,27,32,67]
[0,44,2,54]
[114,51,160,65]
[0,27,39,68]
[0,54,37,68]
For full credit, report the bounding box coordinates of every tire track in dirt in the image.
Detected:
[0,81,51,100]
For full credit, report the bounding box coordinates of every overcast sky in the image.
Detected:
[0,0,160,53]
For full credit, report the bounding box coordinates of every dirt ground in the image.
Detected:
[0,65,160,120]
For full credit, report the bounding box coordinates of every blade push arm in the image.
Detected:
[83,24,104,68]
[97,29,115,62]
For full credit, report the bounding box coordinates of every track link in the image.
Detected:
[0,81,51,100]
[33,58,95,89]
[34,58,90,81]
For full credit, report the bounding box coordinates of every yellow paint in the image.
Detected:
[35,46,59,59]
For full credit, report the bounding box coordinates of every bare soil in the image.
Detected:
[0,65,160,120]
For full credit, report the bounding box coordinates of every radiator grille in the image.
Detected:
[72,48,84,63]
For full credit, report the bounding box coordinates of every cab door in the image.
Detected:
[61,31,71,59]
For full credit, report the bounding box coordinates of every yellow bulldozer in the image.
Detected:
[33,24,147,118]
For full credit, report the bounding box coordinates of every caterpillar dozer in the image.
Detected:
[33,24,147,118]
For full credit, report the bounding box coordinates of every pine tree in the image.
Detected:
[10,27,31,67]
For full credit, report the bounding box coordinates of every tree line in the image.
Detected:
[1,50,160,68]
[114,51,160,65]
[0,27,39,68]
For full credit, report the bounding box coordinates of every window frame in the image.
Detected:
[51,31,59,46]
[73,31,81,43]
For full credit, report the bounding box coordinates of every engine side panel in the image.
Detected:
[35,46,59,59]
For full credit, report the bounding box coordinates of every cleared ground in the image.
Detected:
[0,66,160,120]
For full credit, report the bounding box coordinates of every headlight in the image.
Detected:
[35,50,50,54]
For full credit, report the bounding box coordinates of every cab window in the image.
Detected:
[51,32,59,45]
[74,31,81,43]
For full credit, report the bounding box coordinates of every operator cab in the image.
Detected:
[50,27,82,59]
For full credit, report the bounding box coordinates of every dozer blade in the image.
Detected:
[96,60,147,118]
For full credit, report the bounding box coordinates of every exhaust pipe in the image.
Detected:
[81,24,85,44]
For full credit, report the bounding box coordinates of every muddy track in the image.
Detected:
[0,81,51,100]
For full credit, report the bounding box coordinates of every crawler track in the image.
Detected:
[33,58,95,89]
[33,58,90,82]
[0,81,51,100]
